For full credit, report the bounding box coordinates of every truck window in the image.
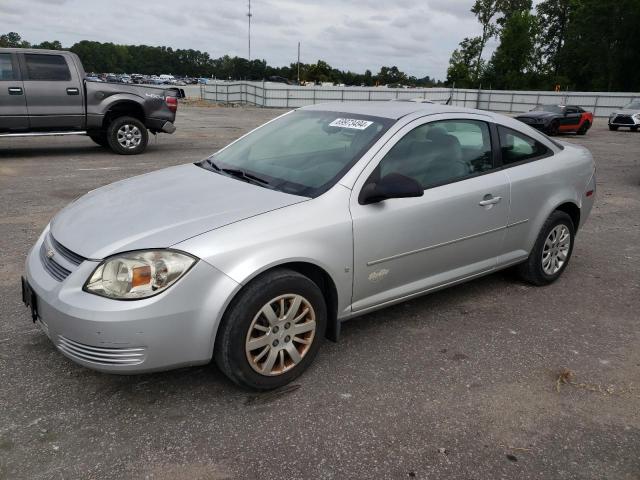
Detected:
[0,53,15,81]
[24,54,71,81]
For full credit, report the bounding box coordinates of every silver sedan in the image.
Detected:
[22,102,596,389]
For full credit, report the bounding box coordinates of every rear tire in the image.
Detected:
[547,120,560,136]
[609,125,619,131]
[106,116,148,155]
[577,121,590,135]
[516,211,575,286]
[214,269,327,390]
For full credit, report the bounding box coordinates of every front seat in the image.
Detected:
[420,130,468,187]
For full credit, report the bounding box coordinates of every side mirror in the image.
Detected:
[359,173,424,205]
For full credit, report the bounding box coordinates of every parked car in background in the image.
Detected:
[0,48,183,154]
[22,102,596,390]
[515,104,593,136]
[608,100,640,131]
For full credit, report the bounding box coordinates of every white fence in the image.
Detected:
[195,81,640,118]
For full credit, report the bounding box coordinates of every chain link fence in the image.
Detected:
[194,82,640,118]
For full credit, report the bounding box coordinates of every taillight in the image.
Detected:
[165,96,178,113]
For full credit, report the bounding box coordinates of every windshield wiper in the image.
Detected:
[204,158,271,186]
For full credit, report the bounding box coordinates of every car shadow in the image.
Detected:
[34,268,517,404]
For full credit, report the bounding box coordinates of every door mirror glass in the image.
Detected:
[359,173,424,205]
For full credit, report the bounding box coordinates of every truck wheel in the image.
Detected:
[88,133,108,147]
[107,116,148,155]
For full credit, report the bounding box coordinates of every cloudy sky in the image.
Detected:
[2,0,495,79]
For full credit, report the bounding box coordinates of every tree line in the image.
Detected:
[447,0,640,92]
[0,32,441,87]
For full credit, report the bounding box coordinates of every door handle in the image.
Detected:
[66,87,79,95]
[478,195,502,206]
[8,87,23,95]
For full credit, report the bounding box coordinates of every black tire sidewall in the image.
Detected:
[107,116,148,155]
[215,270,327,390]
[530,212,575,284]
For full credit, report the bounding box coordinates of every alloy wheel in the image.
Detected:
[245,294,316,376]
[542,224,571,275]
[116,124,142,149]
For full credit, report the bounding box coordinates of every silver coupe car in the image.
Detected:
[22,102,596,390]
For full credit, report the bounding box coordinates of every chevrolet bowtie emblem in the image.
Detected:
[46,248,55,259]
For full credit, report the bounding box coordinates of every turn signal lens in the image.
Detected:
[84,250,196,300]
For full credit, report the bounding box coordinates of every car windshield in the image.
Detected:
[622,101,640,110]
[533,104,564,113]
[200,110,393,197]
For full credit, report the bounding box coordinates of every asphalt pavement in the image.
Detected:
[1,105,639,479]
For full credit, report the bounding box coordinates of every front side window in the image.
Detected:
[377,119,494,189]
[0,53,15,81]
[202,110,393,197]
[24,54,71,81]
[498,126,551,165]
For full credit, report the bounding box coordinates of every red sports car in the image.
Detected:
[515,105,594,136]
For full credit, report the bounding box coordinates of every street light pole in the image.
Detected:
[297,42,300,85]
[247,0,252,61]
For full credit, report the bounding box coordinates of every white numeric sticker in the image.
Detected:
[329,118,373,130]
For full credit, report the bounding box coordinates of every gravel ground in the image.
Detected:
[0,105,639,480]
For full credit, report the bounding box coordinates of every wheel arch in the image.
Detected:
[101,99,146,130]
[554,201,581,232]
[222,260,342,342]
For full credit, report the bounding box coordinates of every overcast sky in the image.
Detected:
[2,0,497,79]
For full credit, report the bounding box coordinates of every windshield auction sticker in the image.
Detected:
[329,118,373,130]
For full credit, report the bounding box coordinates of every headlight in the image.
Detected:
[633,113,640,120]
[84,250,197,300]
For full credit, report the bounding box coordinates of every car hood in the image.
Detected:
[50,164,307,259]
[611,109,640,115]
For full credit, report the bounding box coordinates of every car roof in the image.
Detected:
[300,101,494,120]
[0,47,72,55]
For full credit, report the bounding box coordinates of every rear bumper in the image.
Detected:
[146,117,176,134]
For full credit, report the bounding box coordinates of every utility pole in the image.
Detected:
[297,42,301,85]
[247,0,252,61]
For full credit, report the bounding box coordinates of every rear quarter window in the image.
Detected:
[498,125,552,165]
[24,54,71,81]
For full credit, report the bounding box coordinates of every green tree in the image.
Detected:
[0,32,30,48]
[484,10,538,89]
[447,37,484,87]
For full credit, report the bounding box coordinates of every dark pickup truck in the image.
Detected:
[0,48,183,154]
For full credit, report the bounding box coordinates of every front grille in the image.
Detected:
[613,115,634,125]
[49,234,86,266]
[39,234,86,281]
[57,335,146,366]
[40,242,71,281]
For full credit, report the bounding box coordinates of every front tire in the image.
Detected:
[517,211,575,286]
[106,116,148,155]
[547,120,560,136]
[609,124,619,131]
[631,126,639,132]
[214,269,327,390]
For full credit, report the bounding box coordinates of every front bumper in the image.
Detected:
[24,228,240,374]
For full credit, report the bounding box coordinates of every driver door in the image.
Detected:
[350,115,510,312]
